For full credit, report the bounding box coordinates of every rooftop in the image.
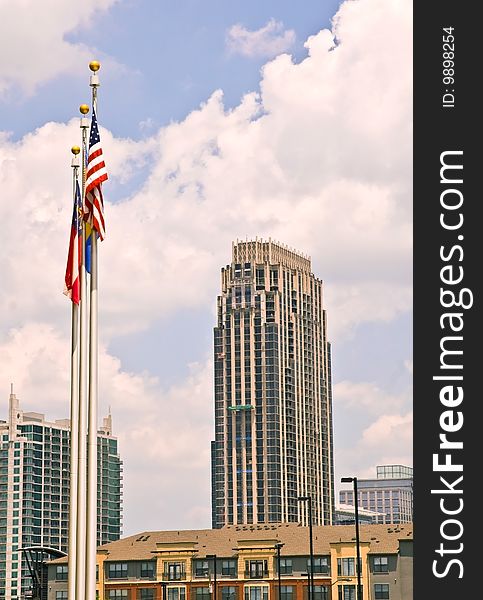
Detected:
[50,523,412,564]
[231,239,312,273]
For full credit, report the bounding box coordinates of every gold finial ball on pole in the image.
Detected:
[79,104,90,115]
[89,61,101,72]
[71,146,81,155]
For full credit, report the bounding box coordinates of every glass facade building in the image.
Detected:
[339,465,413,524]
[0,389,123,600]
[375,465,412,480]
[211,240,335,528]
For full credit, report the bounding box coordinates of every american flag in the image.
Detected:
[84,109,108,240]
[64,180,83,304]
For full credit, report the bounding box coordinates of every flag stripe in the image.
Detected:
[86,171,107,190]
[84,110,108,240]
[87,188,106,239]
[64,180,82,304]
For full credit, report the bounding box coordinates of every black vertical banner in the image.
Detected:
[414,1,480,597]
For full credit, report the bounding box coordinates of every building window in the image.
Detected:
[140,590,155,600]
[164,562,186,581]
[109,591,128,600]
[337,558,360,577]
[56,592,68,600]
[244,587,268,600]
[221,587,237,600]
[194,561,209,577]
[195,588,210,600]
[312,587,328,600]
[141,563,155,578]
[222,560,237,577]
[374,584,389,600]
[108,563,128,579]
[337,586,356,600]
[280,586,293,600]
[246,560,268,578]
[373,557,389,573]
[167,587,186,600]
[308,558,329,575]
[56,565,68,580]
[337,559,354,577]
[279,559,292,575]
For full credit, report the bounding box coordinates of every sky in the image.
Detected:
[0,0,412,535]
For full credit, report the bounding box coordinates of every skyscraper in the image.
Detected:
[0,389,123,600]
[211,239,335,528]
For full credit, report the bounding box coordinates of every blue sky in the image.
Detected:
[0,0,412,535]
[1,0,342,140]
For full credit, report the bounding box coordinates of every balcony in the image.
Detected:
[194,568,210,578]
[244,570,269,579]
[162,573,186,582]
[220,571,237,579]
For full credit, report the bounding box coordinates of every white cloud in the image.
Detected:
[226,19,296,58]
[333,370,412,486]
[109,358,214,532]
[361,412,413,450]
[0,0,119,98]
[1,0,412,343]
[0,119,155,339]
[0,0,413,532]
[334,380,408,415]
[0,323,71,413]
[335,411,413,485]
[0,323,214,532]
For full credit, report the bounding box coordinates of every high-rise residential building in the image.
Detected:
[211,239,335,528]
[339,465,413,524]
[0,388,123,600]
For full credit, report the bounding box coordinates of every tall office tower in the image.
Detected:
[211,239,335,528]
[339,465,413,524]
[0,389,123,600]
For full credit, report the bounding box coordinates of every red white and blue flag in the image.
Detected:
[64,179,83,304]
[84,109,108,240]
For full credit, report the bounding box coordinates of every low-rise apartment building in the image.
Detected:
[47,523,412,600]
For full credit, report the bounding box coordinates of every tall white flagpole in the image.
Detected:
[86,60,101,600]
[76,102,91,600]
[68,146,81,600]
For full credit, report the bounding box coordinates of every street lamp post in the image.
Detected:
[331,578,352,598]
[275,543,284,600]
[300,572,310,600]
[297,496,314,600]
[302,576,352,599]
[206,555,217,600]
[341,477,362,600]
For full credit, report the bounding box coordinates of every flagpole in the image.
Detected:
[76,102,90,600]
[86,60,101,600]
[68,146,81,600]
